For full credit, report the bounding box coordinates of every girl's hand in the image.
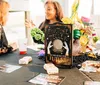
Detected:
[25,19,35,28]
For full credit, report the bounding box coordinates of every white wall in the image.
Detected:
[8,0,30,11]
[4,12,25,44]
[62,0,69,16]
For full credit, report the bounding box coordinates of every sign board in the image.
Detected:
[45,23,73,68]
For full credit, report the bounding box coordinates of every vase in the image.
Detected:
[33,37,44,44]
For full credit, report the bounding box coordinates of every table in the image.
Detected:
[0,49,96,85]
[82,72,100,81]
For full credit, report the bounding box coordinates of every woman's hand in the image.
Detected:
[9,42,17,51]
[0,48,7,54]
[25,19,35,28]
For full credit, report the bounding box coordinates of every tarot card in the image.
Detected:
[45,23,73,67]
[28,73,65,85]
[0,64,22,73]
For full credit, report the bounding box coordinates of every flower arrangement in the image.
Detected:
[80,16,99,44]
[61,0,99,53]
[62,16,99,52]
[31,27,44,44]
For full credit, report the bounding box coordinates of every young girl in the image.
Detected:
[25,0,64,33]
[25,0,81,56]
[0,0,17,54]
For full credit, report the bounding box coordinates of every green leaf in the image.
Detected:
[34,34,41,40]
[31,31,36,37]
[31,27,44,42]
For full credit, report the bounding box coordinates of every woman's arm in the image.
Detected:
[25,19,35,28]
[0,43,17,54]
[0,26,17,54]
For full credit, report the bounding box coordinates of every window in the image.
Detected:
[4,12,25,44]
[94,0,100,15]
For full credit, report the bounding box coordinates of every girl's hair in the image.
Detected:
[0,0,10,25]
[45,0,64,21]
[40,0,64,30]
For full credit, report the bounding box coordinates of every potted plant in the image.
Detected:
[31,27,44,44]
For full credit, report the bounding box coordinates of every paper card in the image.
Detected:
[79,66,97,72]
[79,60,100,72]
[28,73,65,85]
[0,64,22,73]
[84,81,100,85]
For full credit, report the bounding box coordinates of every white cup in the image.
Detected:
[18,38,27,55]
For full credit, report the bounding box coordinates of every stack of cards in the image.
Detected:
[43,63,59,74]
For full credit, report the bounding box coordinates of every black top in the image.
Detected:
[0,24,13,54]
[38,21,63,33]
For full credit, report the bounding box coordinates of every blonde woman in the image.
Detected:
[0,0,17,54]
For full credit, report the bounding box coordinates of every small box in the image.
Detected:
[19,56,32,64]
[44,63,59,74]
